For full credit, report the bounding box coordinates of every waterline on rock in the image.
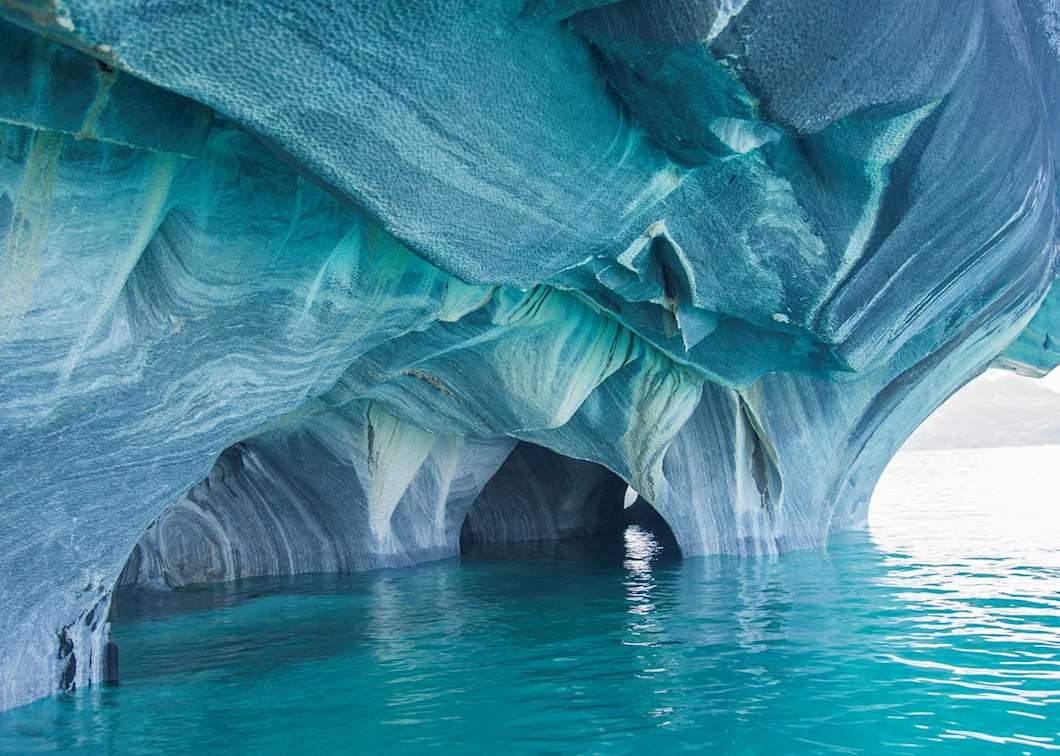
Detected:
[1,446,1058,754]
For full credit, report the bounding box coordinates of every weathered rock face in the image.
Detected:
[0,0,1057,711]
[117,403,518,589]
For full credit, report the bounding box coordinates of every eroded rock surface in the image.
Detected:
[0,0,1057,710]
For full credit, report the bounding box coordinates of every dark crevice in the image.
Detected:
[736,396,783,514]
[57,628,76,692]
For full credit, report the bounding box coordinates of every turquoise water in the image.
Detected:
[3,445,1060,754]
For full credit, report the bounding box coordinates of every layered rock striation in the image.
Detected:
[0,0,1057,710]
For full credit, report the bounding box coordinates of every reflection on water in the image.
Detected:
[2,446,1059,754]
[866,446,1060,752]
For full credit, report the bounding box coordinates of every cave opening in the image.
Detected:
[868,368,1060,553]
[104,436,683,689]
[456,441,681,562]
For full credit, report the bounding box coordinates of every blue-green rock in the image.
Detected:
[0,0,1056,711]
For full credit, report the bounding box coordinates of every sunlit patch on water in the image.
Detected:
[2,446,1059,754]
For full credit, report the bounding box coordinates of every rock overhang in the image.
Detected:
[0,0,1057,712]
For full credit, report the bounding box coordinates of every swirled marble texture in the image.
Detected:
[0,0,1057,711]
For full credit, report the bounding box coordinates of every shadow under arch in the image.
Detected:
[458,441,631,552]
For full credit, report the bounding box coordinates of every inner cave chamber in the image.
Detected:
[115,417,664,594]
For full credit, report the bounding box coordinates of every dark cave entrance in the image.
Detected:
[457,441,679,560]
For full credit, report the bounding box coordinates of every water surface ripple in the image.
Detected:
[2,445,1059,754]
